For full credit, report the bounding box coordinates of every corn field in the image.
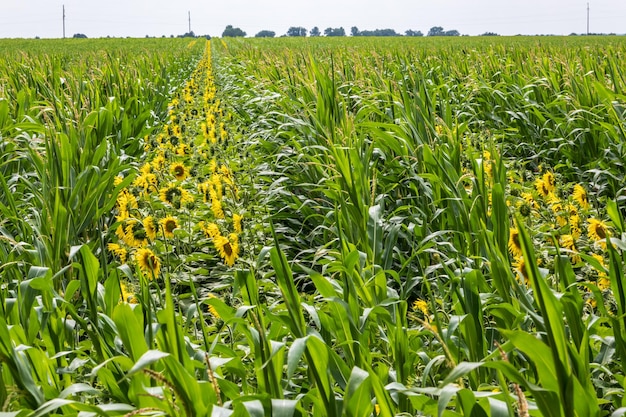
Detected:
[1,35,626,416]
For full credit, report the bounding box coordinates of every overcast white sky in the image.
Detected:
[1,0,624,38]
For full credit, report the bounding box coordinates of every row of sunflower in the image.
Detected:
[504,165,612,304]
[107,40,243,300]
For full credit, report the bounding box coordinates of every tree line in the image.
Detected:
[221,25,496,38]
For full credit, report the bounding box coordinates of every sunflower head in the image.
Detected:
[534,178,550,198]
[572,184,590,209]
[214,233,239,267]
[135,248,161,278]
[508,228,523,257]
[160,216,179,239]
[159,185,183,208]
[542,171,556,193]
[120,282,138,304]
[588,218,609,242]
[170,163,189,181]
[513,256,529,284]
[107,243,127,264]
[143,216,158,241]
[233,213,243,234]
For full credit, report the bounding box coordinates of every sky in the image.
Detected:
[0,0,625,38]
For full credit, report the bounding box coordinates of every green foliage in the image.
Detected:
[3,34,626,417]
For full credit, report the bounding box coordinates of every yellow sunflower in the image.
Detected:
[160,216,179,239]
[201,222,221,239]
[159,185,194,208]
[133,173,157,193]
[560,234,580,264]
[542,171,556,194]
[233,213,243,234]
[120,281,138,304]
[135,247,161,278]
[214,233,239,267]
[572,184,590,210]
[569,214,582,240]
[210,188,225,219]
[207,293,220,318]
[534,178,550,198]
[588,218,609,242]
[170,162,189,181]
[143,216,158,241]
[512,256,529,284]
[591,253,610,290]
[124,219,148,248]
[151,153,166,171]
[107,243,127,264]
[508,228,523,257]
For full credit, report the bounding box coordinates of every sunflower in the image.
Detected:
[120,282,138,304]
[570,214,582,240]
[210,174,223,199]
[572,184,590,210]
[140,163,153,175]
[198,182,211,203]
[588,218,609,242]
[521,192,539,210]
[124,219,148,248]
[591,253,610,290]
[143,216,158,241]
[159,185,193,208]
[107,243,127,264]
[560,234,580,264]
[233,213,243,234]
[160,216,179,239]
[508,228,523,257]
[513,256,529,284]
[133,173,157,193]
[210,189,225,219]
[542,171,556,194]
[201,222,220,239]
[135,248,161,278]
[214,233,239,266]
[151,153,166,171]
[207,293,220,319]
[550,200,568,227]
[534,178,550,198]
[170,162,189,181]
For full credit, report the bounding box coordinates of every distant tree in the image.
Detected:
[222,25,246,37]
[427,26,460,36]
[255,30,276,38]
[358,28,400,36]
[72,33,87,38]
[427,26,444,36]
[324,27,345,37]
[480,31,499,36]
[179,31,196,38]
[310,26,321,37]
[405,29,423,37]
[351,26,360,36]
[287,26,307,37]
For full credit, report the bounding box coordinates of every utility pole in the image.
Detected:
[188,11,191,34]
[587,2,590,35]
[63,5,66,38]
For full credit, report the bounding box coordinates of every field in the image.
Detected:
[1,35,626,416]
